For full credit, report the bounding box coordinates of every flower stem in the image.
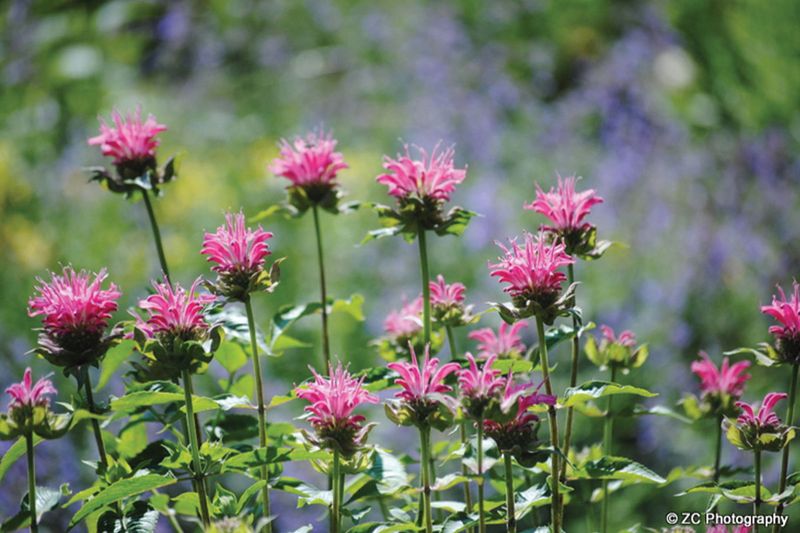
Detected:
[332,448,342,533]
[419,426,434,533]
[311,205,331,372]
[601,365,618,533]
[245,297,272,531]
[477,417,486,533]
[535,316,561,533]
[81,366,108,470]
[773,363,799,531]
[26,433,37,533]
[713,414,723,483]
[504,453,517,533]
[448,325,474,527]
[560,263,579,487]
[181,370,211,527]
[446,325,458,361]
[754,448,762,532]
[141,189,170,281]
[417,228,432,345]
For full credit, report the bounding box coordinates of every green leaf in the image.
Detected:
[69,474,176,528]
[330,294,365,321]
[575,456,666,484]
[616,404,693,424]
[215,341,249,374]
[1,484,67,531]
[271,334,312,352]
[0,436,41,483]
[237,480,267,514]
[97,501,159,533]
[98,340,136,390]
[561,381,658,407]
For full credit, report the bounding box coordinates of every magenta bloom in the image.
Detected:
[88,108,167,166]
[137,278,215,341]
[388,344,460,407]
[525,176,603,233]
[762,283,800,363]
[458,353,507,419]
[202,212,273,275]
[384,297,424,338]
[29,267,121,338]
[691,352,751,399]
[599,325,637,348]
[5,368,56,414]
[735,393,787,431]
[469,322,528,360]
[376,143,466,202]
[706,527,752,533]
[489,231,574,304]
[295,363,378,456]
[429,275,465,307]
[484,378,555,457]
[270,129,348,188]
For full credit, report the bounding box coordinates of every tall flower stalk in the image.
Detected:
[270,128,348,372]
[503,453,516,533]
[536,316,561,533]
[181,368,211,526]
[600,365,617,533]
[445,326,473,520]
[26,431,37,533]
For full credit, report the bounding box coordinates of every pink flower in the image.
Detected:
[201,212,273,275]
[600,325,637,348]
[388,344,460,407]
[458,353,506,408]
[735,392,788,431]
[707,527,752,533]
[376,143,466,202]
[762,282,800,340]
[88,108,167,165]
[5,368,56,413]
[469,322,528,360]
[691,351,751,398]
[384,297,424,338]
[524,176,603,233]
[136,278,215,340]
[28,267,121,338]
[295,363,378,455]
[429,275,465,307]
[489,231,574,300]
[269,129,348,187]
[485,378,555,434]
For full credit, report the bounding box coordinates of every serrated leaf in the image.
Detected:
[215,341,249,374]
[561,381,657,407]
[69,474,176,527]
[97,340,136,390]
[575,456,666,484]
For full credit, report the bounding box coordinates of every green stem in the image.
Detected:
[245,298,272,530]
[419,427,433,533]
[449,325,474,529]
[504,453,517,533]
[417,228,432,345]
[713,414,723,483]
[774,363,799,531]
[26,433,37,533]
[560,264,579,486]
[754,448,762,533]
[182,370,211,527]
[446,325,458,361]
[81,366,108,470]
[311,205,331,371]
[601,366,618,533]
[141,189,170,281]
[477,418,486,533]
[332,448,341,533]
[536,316,561,533]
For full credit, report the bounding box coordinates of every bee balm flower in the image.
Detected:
[377,143,466,203]
[525,176,604,257]
[1,368,70,440]
[201,211,275,300]
[761,282,800,363]
[690,352,751,415]
[469,322,528,360]
[6,368,56,414]
[386,344,460,429]
[489,231,575,322]
[28,267,122,368]
[725,392,794,452]
[429,275,472,327]
[458,353,507,420]
[384,297,424,339]
[295,363,379,457]
[269,129,348,212]
[585,325,649,372]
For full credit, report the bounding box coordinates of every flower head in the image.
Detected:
[377,143,466,202]
[469,322,528,360]
[484,377,555,462]
[585,324,649,372]
[599,325,636,347]
[761,282,800,362]
[726,392,794,452]
[384,297,424,339]
[5,368,56,414]
[136,278,215,342]
[489,232,574,322]
[270,129,348,188]
[201,211,275,300]
[28,267,122,368]
[295,363,379,457]
[386,344,459,429]
[525,176,603,233]
[88,108,167,166]
[458,353,507,419]
[429,275,472,327]
[691,352,751,402]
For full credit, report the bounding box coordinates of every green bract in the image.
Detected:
[88,155,177,198]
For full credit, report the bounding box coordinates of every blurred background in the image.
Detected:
[2,0,800,530]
